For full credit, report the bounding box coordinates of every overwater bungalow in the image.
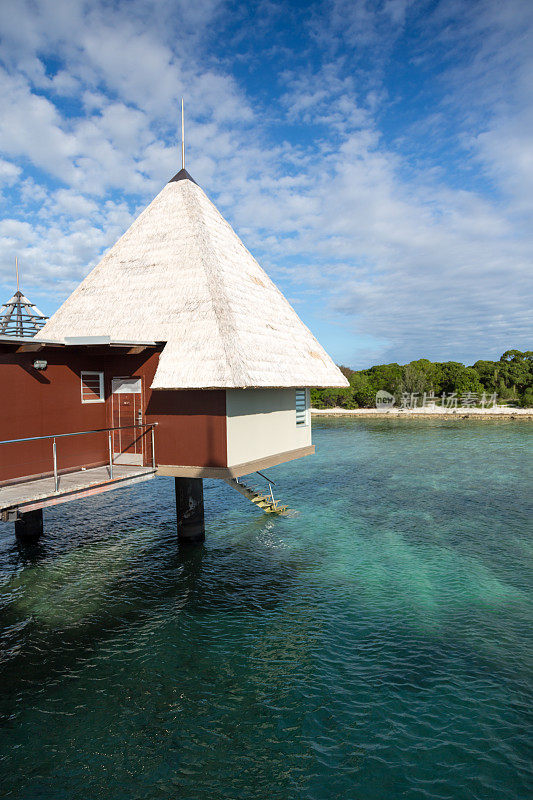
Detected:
[0,166,347,540]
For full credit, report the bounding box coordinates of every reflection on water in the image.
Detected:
[0,418,531,800]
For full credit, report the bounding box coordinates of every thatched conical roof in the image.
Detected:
[40,169,348,389]
[1,290,48,338]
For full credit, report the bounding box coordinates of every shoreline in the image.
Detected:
[311,407,533,419]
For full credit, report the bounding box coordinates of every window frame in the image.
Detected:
[80,370,105,404]
[295,388,309,427]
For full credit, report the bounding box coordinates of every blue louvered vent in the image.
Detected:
[295,388,308,425]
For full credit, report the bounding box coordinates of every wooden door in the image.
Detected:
[111,377,143,465]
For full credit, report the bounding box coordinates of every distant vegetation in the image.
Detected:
[311,350,533,409]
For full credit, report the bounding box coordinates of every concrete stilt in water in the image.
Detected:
[15,508,43,540]
[175,478,205,544]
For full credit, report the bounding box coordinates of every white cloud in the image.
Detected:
[0,158,21,186]
[0,0,531,366]
[50,189,99,218]
[0,198,138,297]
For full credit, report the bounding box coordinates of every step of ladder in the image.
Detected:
[224,478,290,515]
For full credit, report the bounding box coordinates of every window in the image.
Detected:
[81,371,104,403]
[295,388,308,426]
[111,377,142,394]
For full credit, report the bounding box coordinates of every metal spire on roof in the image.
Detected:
[167,99,197,185]
[181,97,185,170]
[0,259,49,338]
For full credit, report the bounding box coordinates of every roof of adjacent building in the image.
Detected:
[39,168,348,390]
[0,290,49,338]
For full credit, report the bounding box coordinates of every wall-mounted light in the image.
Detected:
[33,360,47,370]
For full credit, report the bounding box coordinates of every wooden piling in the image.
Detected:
[15,508,43,540]
[175,477,205,544]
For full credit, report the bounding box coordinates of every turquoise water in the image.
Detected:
[0,418,531,800]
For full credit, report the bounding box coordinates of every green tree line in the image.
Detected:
[311,350,533,409]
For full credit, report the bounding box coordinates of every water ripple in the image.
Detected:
[0,418,531,799]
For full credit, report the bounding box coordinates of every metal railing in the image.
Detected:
[0,423,157,492]
[255,470,276,505]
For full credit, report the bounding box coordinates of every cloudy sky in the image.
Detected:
[0,0,531,367]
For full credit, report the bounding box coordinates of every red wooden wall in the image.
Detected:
[145,389,227,468]
[0,346,227,484]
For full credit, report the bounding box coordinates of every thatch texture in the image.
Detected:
[40,169,348,389]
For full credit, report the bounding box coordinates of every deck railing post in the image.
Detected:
[52,437,58,492]
[108,432,113,479]
[151,425,155,469]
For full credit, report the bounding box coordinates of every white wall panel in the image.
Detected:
[226,389,311,466]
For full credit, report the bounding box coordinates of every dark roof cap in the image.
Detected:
[168,168,197,185]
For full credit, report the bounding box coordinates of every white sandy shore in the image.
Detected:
[311,406,533,418]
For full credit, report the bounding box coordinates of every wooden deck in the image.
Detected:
[0,464,156,521]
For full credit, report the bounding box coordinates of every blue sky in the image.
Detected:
[0,0,531,368]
